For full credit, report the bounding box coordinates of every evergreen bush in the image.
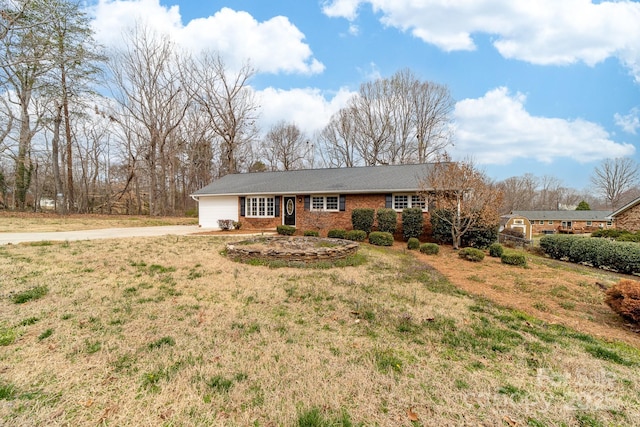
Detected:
[327,229,347,239]
[345,230,367,242]
[458,247,485,262]
[407,237,420,250]
[352,208,375,233]
[276,225,296,236]
[376,208,397,234]
[303,230,319,237]
[419,243,439,255]
[402,208,424,241]
[368,231,394,246]
[501,252,527,267]
[488,243,504,258]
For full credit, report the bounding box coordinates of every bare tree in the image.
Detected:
[183,52,259,177]
[423,157,503,249]
[261,121,311,171]
[46,0,104,213]
[108,25,189,215]
[317,108,357,168]
[321,69,453,167]
[0,0,52,210]
[591,157,639,210]
[497,174,538,213]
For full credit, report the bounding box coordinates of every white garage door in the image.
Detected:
[198,196,238,229]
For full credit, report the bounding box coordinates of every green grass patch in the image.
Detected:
[297,407,361,427]
[0,326,17,346]
[147,336,176,350]
[11,285,48,304]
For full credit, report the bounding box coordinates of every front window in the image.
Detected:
[393,194,427,211]
[311,195,339,212]
[586,221,592,226]
[246,196,275,217]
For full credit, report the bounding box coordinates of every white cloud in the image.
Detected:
[256,87,355,136]
[451,87,635,165]
[614,108,640,135]
[321,0,361,20]
[322,0,640,80]
[88,0,324,75]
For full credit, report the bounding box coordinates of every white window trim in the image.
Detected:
[310,195,340,212]
[392,193,427,212]
[246,196,275,218]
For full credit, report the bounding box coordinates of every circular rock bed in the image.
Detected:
[225,236,359,264]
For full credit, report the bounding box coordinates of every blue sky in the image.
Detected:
[86,0,640,190]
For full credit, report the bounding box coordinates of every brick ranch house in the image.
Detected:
[609,196,640,232]
[511,210,613,234]
[191,163,436,236]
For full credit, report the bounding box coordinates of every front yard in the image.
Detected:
[0,235,639,426]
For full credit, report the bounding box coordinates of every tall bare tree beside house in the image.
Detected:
[261,121,310,171]
[108,24,189,215]
[183,52,259,178]
[591,157,640,210]
[317,108,358,168]
[320,69,454,167]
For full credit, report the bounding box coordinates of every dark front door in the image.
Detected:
[283,196,296,226]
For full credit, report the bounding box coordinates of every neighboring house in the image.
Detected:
[511,210,613,234]
[609,196,640,232]
[500,214,533,240]
[191,163,435,235]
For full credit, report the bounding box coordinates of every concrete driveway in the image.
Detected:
[0,225,202,245]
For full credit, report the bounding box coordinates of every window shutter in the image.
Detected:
[304,196,310,211]
[385,194,393,208]
[275,196,281,217]
[339,195,346,211]
[240,197,246,216]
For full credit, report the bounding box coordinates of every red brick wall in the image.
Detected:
[238,193,432,238]
[616,206,640,232]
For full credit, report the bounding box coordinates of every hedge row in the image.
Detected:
[540,235,640,275]
[352,207,423,241]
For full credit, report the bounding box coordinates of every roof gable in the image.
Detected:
[610,196,640,218]
[192,163,436,196]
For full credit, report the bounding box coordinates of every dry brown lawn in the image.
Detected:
[0,212,197,232]
[0,233,639,426]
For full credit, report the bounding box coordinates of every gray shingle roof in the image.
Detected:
[192,163,436,196]
[512,210,612,221]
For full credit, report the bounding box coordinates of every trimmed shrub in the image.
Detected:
[368,231,394,246]
[592,228,627,240]
[605,279,640,324]
[232,221,242,230]
[402,208,424,241]
[501,252,527,267]
[303,230,319,237]
[458,247,485,262]
[376,208,397,234]
[276,225,296,236]
[352,208,375,233]
[327,229,346,239]
[568,237,609,266]
[419,243,439,255]
[539,235,575,260]
[489,243,504,258]
[345,229,367,242]
[407,237,420,250]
